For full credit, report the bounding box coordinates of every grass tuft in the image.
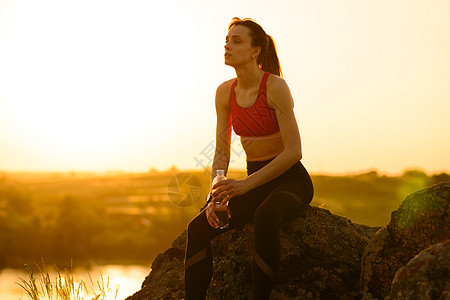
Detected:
[16,259,119,300]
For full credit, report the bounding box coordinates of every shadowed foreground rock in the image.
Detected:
[386,240,450,300]
[126,206,378,300]
[360,182,450,300]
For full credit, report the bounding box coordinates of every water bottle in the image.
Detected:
[211,169,230,229]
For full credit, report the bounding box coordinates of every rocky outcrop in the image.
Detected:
[126,206,378,300]
[125,233,186,300]
[386,240,450,300]
[360,182,450,300]
[127,182,450,300]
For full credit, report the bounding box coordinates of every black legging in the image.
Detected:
[185,159,314,299]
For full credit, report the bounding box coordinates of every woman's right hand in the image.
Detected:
[206,200,219,228]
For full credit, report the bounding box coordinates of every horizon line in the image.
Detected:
[1,166,448,178]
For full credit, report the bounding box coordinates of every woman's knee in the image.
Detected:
[254,193,300,227]
[187,211,208,237]
[254,201,279,228]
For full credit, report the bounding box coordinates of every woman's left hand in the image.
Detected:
[212,179,250,205]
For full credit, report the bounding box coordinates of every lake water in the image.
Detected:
[0,264,150,300]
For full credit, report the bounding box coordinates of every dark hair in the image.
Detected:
[228,17,282,77]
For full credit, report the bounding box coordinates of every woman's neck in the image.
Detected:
[234,65,265,90]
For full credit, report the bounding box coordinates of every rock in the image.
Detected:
[360,182,450,300]
[125,232,187,300]
[126,205,378,299]
[386,240,450,300]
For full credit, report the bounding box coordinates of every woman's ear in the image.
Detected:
[253,46,261,59]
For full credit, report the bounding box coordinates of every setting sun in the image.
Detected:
[1,0,205,171]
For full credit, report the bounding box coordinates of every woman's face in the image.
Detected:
[224,25,259,67]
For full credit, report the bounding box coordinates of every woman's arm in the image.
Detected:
[213,76,302,201]
[243,77,302,188]
[206,81,233,228]
[210,81,233,185]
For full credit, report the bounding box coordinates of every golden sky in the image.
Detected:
[1,0,449,174]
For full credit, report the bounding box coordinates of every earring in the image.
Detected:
[252,55,255,59]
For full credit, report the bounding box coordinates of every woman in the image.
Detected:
[185,18,314,299]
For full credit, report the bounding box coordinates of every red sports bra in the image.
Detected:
[230,72,280,137]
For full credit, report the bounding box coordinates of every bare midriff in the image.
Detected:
[241,134,284,162]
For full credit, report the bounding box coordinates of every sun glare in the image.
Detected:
[1,0,449,174]
[1,0,200,171]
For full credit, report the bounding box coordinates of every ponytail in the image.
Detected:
[259,34,282,77]
[228,18,282,77]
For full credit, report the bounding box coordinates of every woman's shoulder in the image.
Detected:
[215,78,235,103]
[266,73,289,91]
[216,78,235,94]
[266,74,294,107]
